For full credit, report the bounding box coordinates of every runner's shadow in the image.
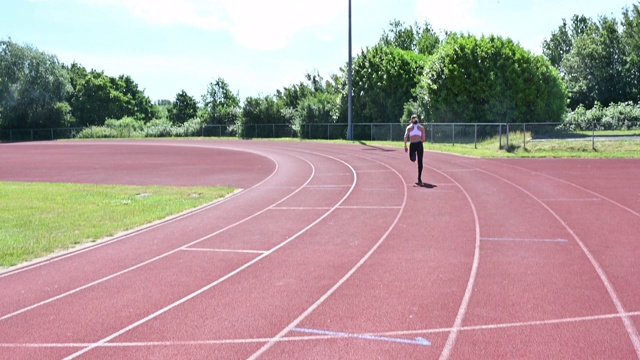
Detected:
[415,182,436,189]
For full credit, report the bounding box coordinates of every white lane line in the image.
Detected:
[181,248,267,255]
[63,151,357,360]
[481,237,569,243]
[246,153,407,360]
[339,206,402,209]
[0,155,306,321]
[368,310,640,338]
[432,169,481,360]
[8,311,638,349]
[541,198,601,202]
[272,206,401,210]
[0,144,281,279]
[471,166,640,358]
[270,207,332,210]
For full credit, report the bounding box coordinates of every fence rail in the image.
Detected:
[1,122,638,150]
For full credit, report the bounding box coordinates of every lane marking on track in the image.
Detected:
[7,311,639,349]
[480,237,569,243]
[0,152,309,321]
[469,165,640,358]
[356,170,393,173]
[62,150,358,360]
[370,310,640,338]
[339,206,402,209]
[0,143,282,279]
[270,207,333,210]
[181,248,267,254]
[427,167,481,360]
[245,152,408,360]
[290,327,431,346]
[541,198,601,202]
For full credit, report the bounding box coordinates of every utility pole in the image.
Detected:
[347,0,353,140]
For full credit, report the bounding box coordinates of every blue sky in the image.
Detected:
[2,0,634,102]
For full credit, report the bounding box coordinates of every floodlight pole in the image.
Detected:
[347,0,353,140]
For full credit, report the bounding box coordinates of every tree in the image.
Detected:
[345,44,427,124]
[275,71,341,138]
[200,77,240,127]
[168,90,197,124]
[622,3,640,102]
[238,94,288,138]
[562,16,628,109]
[379,20,440,56]
[69,69,156,126]
[416,34,566,124]
[0,40,73,129]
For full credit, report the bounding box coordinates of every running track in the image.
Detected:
[1,139,639,359]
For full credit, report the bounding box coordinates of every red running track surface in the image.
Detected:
[0,139,639,360]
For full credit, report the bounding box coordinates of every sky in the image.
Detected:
[2,0,635,102]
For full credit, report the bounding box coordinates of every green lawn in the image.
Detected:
[0,182,234,268]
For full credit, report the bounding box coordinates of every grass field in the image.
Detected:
[0,182,234,268]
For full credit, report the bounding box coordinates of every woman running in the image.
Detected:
[403,114,426,184]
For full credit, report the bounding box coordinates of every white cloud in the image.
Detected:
[74,0,346,50]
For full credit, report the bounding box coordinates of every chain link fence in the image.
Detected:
[2,122,638,150]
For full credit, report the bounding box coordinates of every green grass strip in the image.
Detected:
[0,182,235,268]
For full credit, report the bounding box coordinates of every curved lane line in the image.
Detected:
[246,152,408,359]
[482,159,640,219]
[0,142,280,278]
[427,167,481,360]
[63,149,358,360]
[0,148,309,321]
[469,164,640,358]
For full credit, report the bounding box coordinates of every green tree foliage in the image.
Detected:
[0,40,73,129]
[543,6,640,109]
[542,15,593,71]
[168,90,198,124]
[379,20,441,56]
[416,34,567,124]
[622,3,640,102]
[347,44,427,124]
[238,95,287,138]
[200,77,241,126]
[276,71,340,138]
[562,16,628,109]
[69,66,156,126]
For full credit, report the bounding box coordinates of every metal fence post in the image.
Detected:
[452,123,455,145]
[506,123,510,149]
[523,123,527,150]
[474,124,478,149]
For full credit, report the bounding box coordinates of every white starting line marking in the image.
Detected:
[306,185,352,189]
[291,327,431,346]
[181,248,267,254]
[339,206,402,209]
[4,311,638,349]
[271,207,333,210]
[481,237,569,243]
[542,198,601,202]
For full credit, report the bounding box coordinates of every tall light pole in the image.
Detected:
[347,0,353,140]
